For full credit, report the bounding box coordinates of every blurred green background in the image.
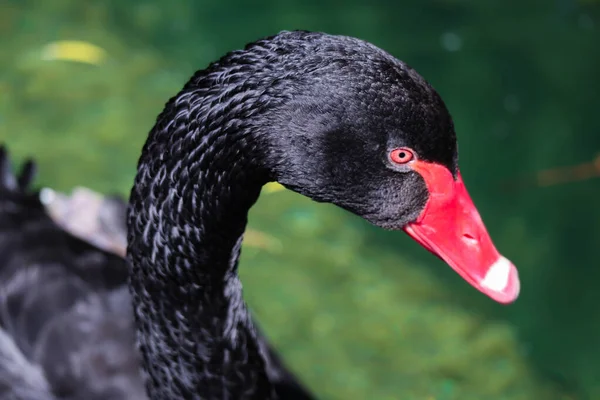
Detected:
[1,0,599,399]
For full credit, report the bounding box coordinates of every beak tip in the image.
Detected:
[479,256,520,304]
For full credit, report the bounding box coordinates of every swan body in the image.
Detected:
[0,31,520,399]
[0,151,313,400]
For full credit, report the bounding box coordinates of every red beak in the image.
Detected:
[403,161,520,304]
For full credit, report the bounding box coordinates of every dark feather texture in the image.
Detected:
[1,30,460,400]
[0,146,143,400]
[127,30,456,399]
[0,145,315,400]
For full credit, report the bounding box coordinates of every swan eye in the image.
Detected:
[389,147,415,164]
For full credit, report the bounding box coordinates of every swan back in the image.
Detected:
[0,147,146,400]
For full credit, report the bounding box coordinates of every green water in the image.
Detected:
[1,0,599,399]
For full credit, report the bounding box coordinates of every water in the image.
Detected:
[1,0,599,398]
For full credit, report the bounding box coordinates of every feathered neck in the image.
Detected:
[126,60,279,399]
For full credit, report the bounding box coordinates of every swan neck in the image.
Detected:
[126,86,274,398]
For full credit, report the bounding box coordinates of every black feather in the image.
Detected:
[0,148,314,399]
[1,30,460,400]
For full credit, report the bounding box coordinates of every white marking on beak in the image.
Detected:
[480,256,511,293]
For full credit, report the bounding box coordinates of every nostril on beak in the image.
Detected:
[462,233,478,246]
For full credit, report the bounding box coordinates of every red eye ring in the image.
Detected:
[389,147,415,164]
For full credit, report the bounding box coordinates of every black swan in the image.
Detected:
[0,30,520,400]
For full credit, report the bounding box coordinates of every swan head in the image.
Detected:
[253,32,520,303]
